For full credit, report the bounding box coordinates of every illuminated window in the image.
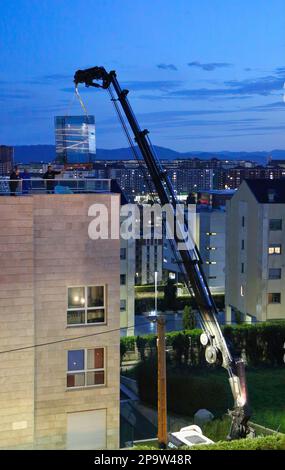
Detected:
[268,293,281,304]
[67,286,105,325]
[206,261,217,265]
[206,232,217,236]
[268,244,281,255]
[240,285,245,297]
[67,348,105,388]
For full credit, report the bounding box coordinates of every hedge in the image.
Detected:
[133,434,285,450]
[189,433,285,450]
[121,322,285,367]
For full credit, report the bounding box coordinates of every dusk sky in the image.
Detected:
[1,0,285,151]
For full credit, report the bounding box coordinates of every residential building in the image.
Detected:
[217,165,285,190]
[0,188,120,449]
[225,179,285,322]
[0,145,13,175]
[136,238,163,285]
[163,205,226,294]
[120,230,135,336]
[55,115,96,165]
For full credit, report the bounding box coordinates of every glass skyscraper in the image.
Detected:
[55,115,96,164]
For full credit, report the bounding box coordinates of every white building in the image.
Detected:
[163,208,226,294]
[225,179,285,322]
[120,235,135,336]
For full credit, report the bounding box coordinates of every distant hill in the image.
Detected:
[13,144,285,165]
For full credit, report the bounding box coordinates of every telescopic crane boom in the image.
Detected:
[74,66,253,440]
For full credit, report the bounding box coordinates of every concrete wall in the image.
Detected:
[0,194,120,449]
[226,182,285,322]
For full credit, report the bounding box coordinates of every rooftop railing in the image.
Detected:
[0,178,112,195]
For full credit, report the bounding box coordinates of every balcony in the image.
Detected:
[0,178,112,195]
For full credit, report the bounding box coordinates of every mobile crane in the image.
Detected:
[74,66,254,441]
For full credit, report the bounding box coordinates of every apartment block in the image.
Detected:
[0,145,13,176]
[226,180,285,322]
[120,235,135,336]
[0,192,120,449]
[163,207,226,294]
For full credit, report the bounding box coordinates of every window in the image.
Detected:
[268,244,281,255]
[206,247,216,251]
[120,274,126,285]
[269,219,282,231]
[206,232,217,236]
[120,248,126,260]
[241,239,245,250]
[206,261,217,265]
[268,268,281,280]
[120,299,126,311]
[242,216,245,227]
[67,348,105,388]
[268,293,281,304]
[67,286,105,325]
[241,263,244,273]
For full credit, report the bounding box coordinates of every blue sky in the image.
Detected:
[0,0,285,151]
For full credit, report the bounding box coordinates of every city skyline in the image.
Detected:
[0,0,285,151]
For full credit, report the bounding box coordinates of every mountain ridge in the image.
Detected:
[13,144,285,165]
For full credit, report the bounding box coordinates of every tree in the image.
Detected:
[163,278,178,311]
[183,305,196,330]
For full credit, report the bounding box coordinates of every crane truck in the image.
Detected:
[74,66,254,441]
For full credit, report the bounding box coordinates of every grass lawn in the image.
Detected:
[191,367,285,434]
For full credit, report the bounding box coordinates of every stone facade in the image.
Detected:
[0,193,120,449]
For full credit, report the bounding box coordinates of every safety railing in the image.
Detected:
[0,178,112,195]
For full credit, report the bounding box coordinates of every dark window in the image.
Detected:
[242,216,245,227]
[268,293,281,304]
[241,239,245,250]
[268,268,281,280]
[241,263,244,273]
[120,248,126,260]
[120,274,126,285]
[269,219,282,231]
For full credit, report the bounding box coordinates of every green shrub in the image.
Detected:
[183,305,196,330]
[189,433,285,450]
[133,434,285,450]
[121,321,285,368]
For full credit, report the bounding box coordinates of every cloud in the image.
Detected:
[62,80,182,93]
[187,61,232,71]
[144,75,284,101]
[248,101,285,112]
[157,64,178,71]
[0,90,31,101]
[224,76,284,96]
